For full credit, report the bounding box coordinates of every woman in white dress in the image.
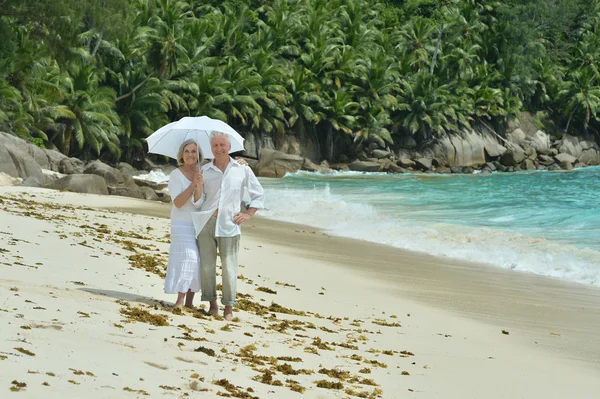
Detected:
[164,139,204,307]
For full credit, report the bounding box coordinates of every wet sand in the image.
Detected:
[110,194,600,367]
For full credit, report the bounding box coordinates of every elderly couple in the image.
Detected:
[164,131,264,321]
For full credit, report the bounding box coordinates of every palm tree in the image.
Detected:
[286,64,326,143]
[394,72,457,142]
[60,63,121,157]
[188,66,230,121]
[558,68,600,134]
[217,59,264,129]
[356,102,395,146]
[396,18,436,72]
[243,47,290,136]
[442,45,481,81]
[352,47,402,145]
[0,78,27,133]
[256,0,304,58]
[323,89,359,135]
[528,58,563,111]
[210,4,256,59]
[7,55,78,144]
[115,74,169,163]
[115,0,192,103]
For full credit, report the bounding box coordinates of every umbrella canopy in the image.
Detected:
[146,116,245,159]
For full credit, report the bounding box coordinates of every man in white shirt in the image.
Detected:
[193,131,265,321]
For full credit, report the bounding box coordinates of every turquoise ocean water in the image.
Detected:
[137,166,600,286]
[258,167,600,286]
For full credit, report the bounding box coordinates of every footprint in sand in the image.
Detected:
[25,323,64,331]
[143,361,168,370]
[175,356,208,365]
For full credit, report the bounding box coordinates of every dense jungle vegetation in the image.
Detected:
[1,0,599,163]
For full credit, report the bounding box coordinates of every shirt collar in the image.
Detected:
[207,157,238,171]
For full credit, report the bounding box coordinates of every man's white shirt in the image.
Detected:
[192,157,265,237]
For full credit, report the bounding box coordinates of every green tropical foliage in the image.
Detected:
[1,0,600,163]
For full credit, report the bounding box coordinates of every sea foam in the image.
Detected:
[260,172,600,287]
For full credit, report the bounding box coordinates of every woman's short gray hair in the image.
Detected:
[176,139,203,165]
[210,131,231,144]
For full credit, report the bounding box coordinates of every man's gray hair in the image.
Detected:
[210,131,231,144]
[176,139,203,165]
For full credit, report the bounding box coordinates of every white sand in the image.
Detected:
[1,186,599,398]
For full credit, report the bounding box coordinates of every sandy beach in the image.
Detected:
[1,186,599,398]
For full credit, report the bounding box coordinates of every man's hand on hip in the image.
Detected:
[233,212,252,225]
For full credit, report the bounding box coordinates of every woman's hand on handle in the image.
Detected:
[194,169,203,188]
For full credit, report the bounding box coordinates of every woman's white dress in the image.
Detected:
[164,169,201,294]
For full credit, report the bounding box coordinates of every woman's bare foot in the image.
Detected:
[224,306,233,321]
[209,300,219,316]
[175,292,186,307]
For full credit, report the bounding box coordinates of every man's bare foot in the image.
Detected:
[209,300,219,316]
[224,306,233,321]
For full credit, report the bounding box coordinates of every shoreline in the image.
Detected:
[105,196,600,367]
[248,218,600,363]
[1,186,600,398]
[19,185,599,366]
[137,165,600,289]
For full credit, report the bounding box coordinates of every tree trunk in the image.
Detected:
[255,130,263,159]
[116,74,153,102]
[91,30,103,57]
[62,129,72,155]
[86,18,97,52]
[295,117,321,162]
[323,122,334,161]
[430,27,443,75]
[566,105,578,133]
